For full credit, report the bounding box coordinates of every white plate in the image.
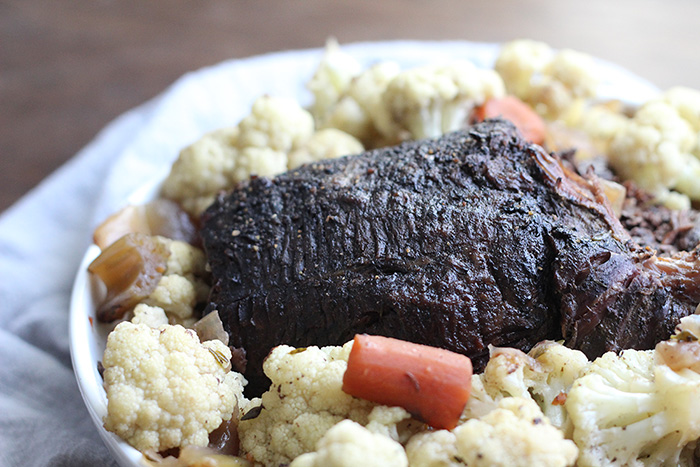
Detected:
[68,41,661,467]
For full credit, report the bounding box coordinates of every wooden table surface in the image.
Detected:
[2,0,699,214]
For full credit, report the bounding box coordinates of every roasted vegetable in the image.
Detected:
[88,233,170,322]
[93,199,198,250]
[342,334,473,430]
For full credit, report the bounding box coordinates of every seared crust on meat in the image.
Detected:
[201,120,700,394]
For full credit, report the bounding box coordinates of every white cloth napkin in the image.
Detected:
[0,41,658,467]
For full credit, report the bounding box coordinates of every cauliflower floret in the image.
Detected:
[405,428,461,467]
[161,96,314,216]
[160,126,239,214]
[495,39,599,123]
[162,94,365,216]
[494,39,554,99]
[164,239,207,278]
[236,95,314,151]
[459,373,501,421]
[406,397,578,467]
[662,87,700,136]
[130,303,168,328]
[566,345,700,467]
[314,61,401,147]
[287,128,364,170]
[230,145,288,185]
[364,405,420,444]
[380,61,505,140]
[576,102,630,155]
[479,342,589,434]
[145,274,197,321]
[306,39,363,121]
[608,95,700,209]
[290,419,408,467]
[238,342,375,466]
[102,322,246,453]
[143,238,209,325]
[308,42,511,145]
[543,50,599,101]
[659,87,700,198]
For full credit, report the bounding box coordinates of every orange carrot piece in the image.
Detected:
[473,95,547,145]
[342,334,472,430]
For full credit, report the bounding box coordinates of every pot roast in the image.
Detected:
[200,119,700,394]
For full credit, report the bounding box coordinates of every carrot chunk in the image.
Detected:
[342,334,472,430]
[473,95,547,145]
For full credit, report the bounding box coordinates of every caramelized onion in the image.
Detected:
[93,199,197,250]
[88,233,170,322]
[207,418,240,457]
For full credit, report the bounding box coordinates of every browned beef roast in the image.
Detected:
[200,119,700,394]
[620,182,700,254]
[559,151,700,254]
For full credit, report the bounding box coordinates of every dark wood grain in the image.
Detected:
[2,0,699,213]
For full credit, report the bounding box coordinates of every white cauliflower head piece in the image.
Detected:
[576,102,630,155]
[381,61,505,140]
[160,126,240,213]
[145,274,198,322]
[306,38,364,120]
[161,92,365,216]
[287,128,364,170]
[130,303,169,328]
[308,42,506,145]
[495,39,599,122]
[662,86,700,135]
[313,61,401,147]
[161,95,314,216]
[566,347,700,467]
[364,405,420,445]
[494,39,554,99]
[608,94,700,209]
[290,419,408,467]
[406,397,578,467]
[237,95,314,152]
[478,342,589,434]
[238,342,375,466]
[143,238,209,325]
[102,322,246,453]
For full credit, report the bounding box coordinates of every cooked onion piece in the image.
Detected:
[89,233,170,322]
[93,199,197,250]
